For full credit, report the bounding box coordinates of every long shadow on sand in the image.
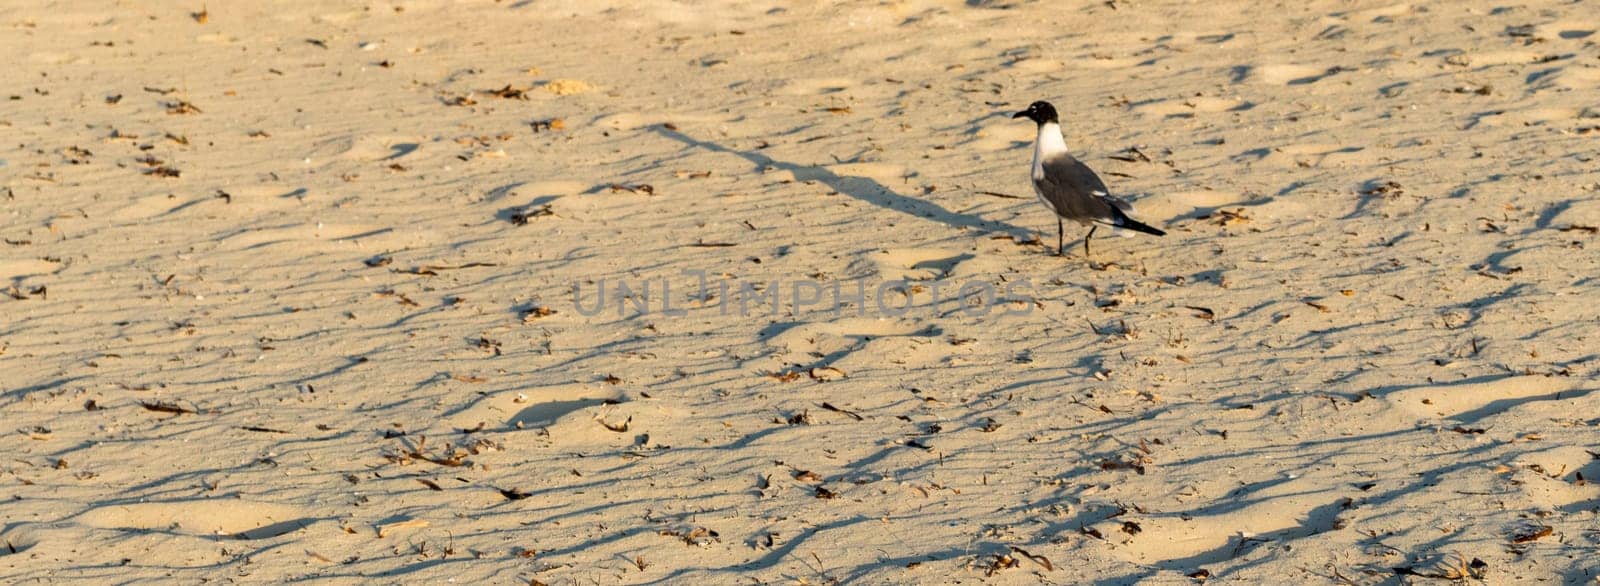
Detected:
[650,126,1026,237]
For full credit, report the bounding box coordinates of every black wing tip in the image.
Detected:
[1125,220,1166,236]
[1111,209,1167,236]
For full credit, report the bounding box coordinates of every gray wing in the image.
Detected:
[1036,154,1124,223]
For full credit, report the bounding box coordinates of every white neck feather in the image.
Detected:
[1035,122,1068,156]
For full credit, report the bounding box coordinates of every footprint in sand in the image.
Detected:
[595,111,743,132]
[107,194,190,223]
[1348,3,1413,21]
[962,123,1033,152]
[1006,58,1068,74]
[1470,107,1582,128]
[1508,445,1600,510]
[1516,445,1599,482]
[448,384,679,446]
[761,316,940,370]
[25,51,84,66]
[486,180,586,202]
[868,248,973,281]
[1131,97,1253,119]
[0,258,62,281]
[0,524,41,556]
[769,162,907,186]
[1528,66,1600,91]
[1169,190,1244,208]
[1234,143,1369,169]
[1147,189,1311,223]
[108,186,315,223]
[215,222,428,251]
[1385,375,1590,422]
[1535,20,1596,41]
[305,134,426,164]
[1463,50,1541,67]
[775,77,854,96]
[449,384,625,432]
[79,499,313,540]
[1136,189,1242,221]
[1098,484,1346,567]
[1238,64,1343,86]
[1068,53,1146,70]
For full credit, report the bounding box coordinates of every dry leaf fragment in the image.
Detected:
[140,401,196,415]
[608,184,656,195]
[819,402,863,421]
[1361,180,1403,197]
[520,306,556,321]
[1008,546,1054,571]
[165,100,202,115]
[598,416,631,433]
[808,367,846,382]
[498,487,531,500]
[1203,208,1250,226]
[1512,525,1552,543]
[529,118,564,132]
[509,205,553,225]
[1108,146,1152,163]
[983,554,1020,576]
[487,85,528,100]
[241,426,289,434]
[660,526,720,546]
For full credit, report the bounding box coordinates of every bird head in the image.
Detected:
[1012,101,1059,125]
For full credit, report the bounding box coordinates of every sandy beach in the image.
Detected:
[3,0,1598,583]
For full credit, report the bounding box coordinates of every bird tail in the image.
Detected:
[1110,208,1166,236]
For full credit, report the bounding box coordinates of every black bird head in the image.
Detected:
[1012,101,1059,125]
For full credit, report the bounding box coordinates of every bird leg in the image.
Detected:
[1057,218,1065,257]
[1083,224,1098,258]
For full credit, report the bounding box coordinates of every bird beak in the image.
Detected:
[1011,111,1027,119]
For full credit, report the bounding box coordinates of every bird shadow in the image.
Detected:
[649,126,1026,236]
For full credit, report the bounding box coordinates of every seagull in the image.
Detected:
[1013,100,1165,258]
